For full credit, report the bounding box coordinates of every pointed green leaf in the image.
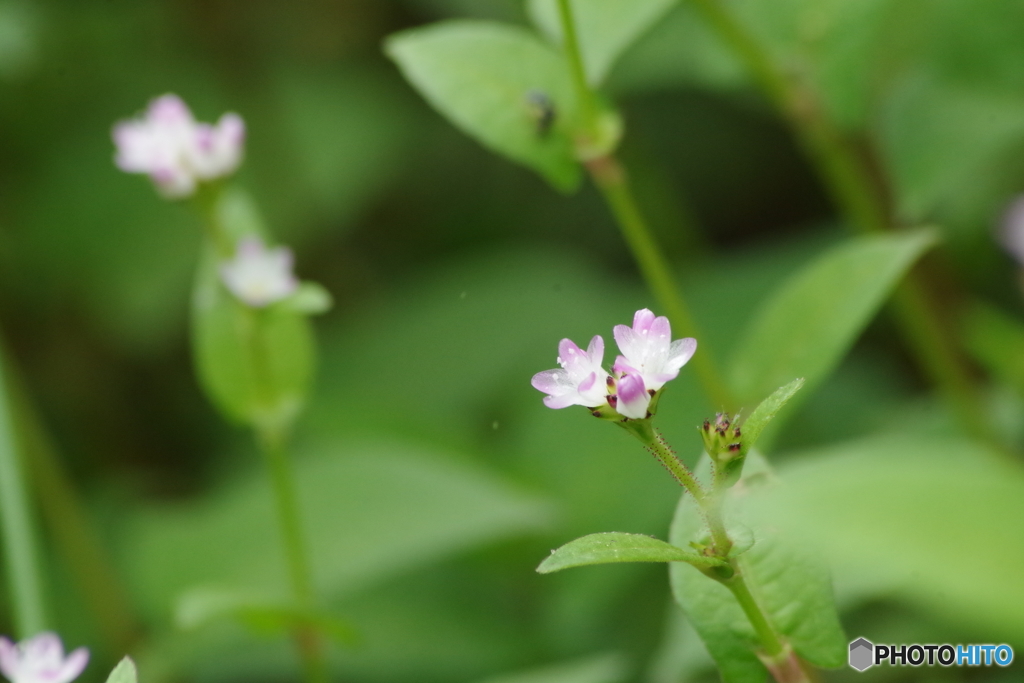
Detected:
[738,378,804,459]
[385,20,582,192]
[729,230,936,408]
[104,658,138,683]
[669,454,846,682]
[717,378,804,487]
[527,0,678,86]
[537,532,725,574]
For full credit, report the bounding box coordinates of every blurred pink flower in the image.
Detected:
[220,236,298,307]
[113,94,245,198]
[0,633,88,683]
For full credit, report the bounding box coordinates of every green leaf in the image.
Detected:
[104,658,138,683]
[738,378,804,458]
[281,282,333,316]
[175,587,356,644]
[746,434,1024,642]
[881,77,1024,222]
[669,455,846,682]
[190,245,315,432]
[526,0,678,86]
[962,301,1024,394]
[716,378,804,487]
[537,532,725,574]
[729,230,936,409]
[385,20,582,192]
[119,441,553,620]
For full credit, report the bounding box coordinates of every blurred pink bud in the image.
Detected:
[219,236,298,307]
[0,633,88,683]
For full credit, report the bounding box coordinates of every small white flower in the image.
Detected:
[220,237,298,307]
[612,308,696,393]
[532,336,611,409]
[0,633,88,683]
[112,94,245,198]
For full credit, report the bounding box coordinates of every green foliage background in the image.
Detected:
[1,1,1024,682]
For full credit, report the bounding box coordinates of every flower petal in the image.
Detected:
[531,369,569,395]
[665,337,697,374]
[54,649,88,683]
[617,374,650,419]
[632,308,656,333]
[613,324,640,362]
[585,335,604,366]
[0,638,18,680]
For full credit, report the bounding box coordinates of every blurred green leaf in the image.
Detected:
[645,606,716,683]
[474,653,629,683]
[261,67,417,243]
[191,245,314,432]
[729,230,936,408]
[526,0,678,86]
[962,301,1024,396]
[746,435,1024,642]
[281,282,332,316]
[104,657,138,683]
[669,454,846,682]
[385,20,582,192]
[881,77,1024,223]
[537,532,724,574]
[605,2,746,94]
[175,587,356,644]
[119,441,553,620]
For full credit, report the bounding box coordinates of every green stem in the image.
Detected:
[257,428,328,683]
[555,0,734,409]
[688,0,996,448]
[0,342,47,637]
[7,371,140,651]
[589,155,735,410]
[627,422,734,556]
[724,565,784,657]
[246,308,327,683]
[555,0,598,133]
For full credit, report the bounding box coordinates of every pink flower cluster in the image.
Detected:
[531,309,697,419]
[113,94,244,198]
